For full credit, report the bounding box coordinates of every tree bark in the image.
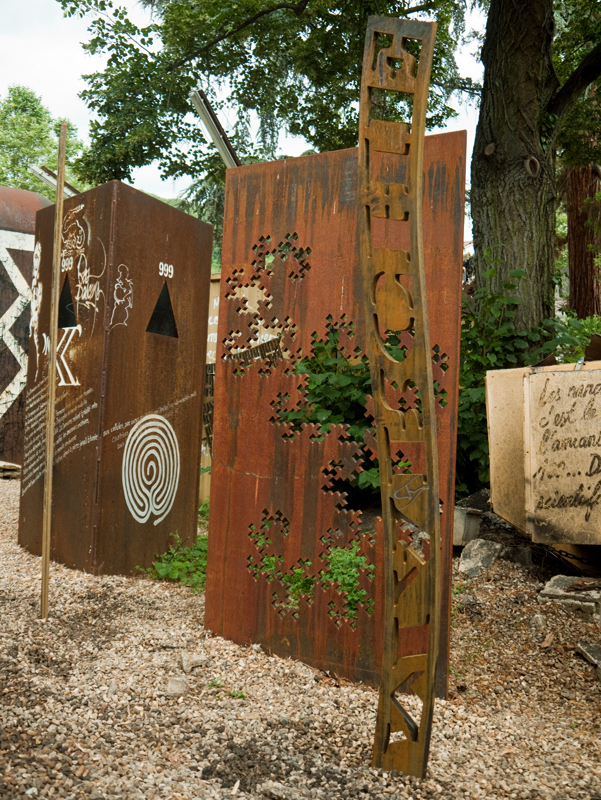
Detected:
[567,165,601,318]
[471,0,558,331]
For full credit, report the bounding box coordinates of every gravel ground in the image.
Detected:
[1,479,601,800]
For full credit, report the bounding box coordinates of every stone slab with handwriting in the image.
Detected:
[526,367,601,544]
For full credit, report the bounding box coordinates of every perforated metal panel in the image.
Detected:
[205,134,465,690]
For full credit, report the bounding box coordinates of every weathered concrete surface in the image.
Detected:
[539,575,601,625]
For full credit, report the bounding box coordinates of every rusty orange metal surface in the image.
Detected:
[0,185,52,465]
[205,132,465,689]
[359,17,440,776]
[18,181,212,574]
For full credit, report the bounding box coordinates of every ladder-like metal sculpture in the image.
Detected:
[358,17,440,777]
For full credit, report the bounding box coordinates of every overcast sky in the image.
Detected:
[0,0,484,212]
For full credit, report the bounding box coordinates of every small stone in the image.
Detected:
[89,791,104,800]
[180,651,205,674]
[257,781,301,799]
[165,677,188,697]
[530,613,547,629]
[458,539,503,577]
[108,681,118,696]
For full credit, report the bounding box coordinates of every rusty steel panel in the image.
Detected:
[205,134,464,688]
[18,182,212,574]
[0,185,52,465]
[359,17,439,776]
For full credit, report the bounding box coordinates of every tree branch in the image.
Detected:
[547,41,601,122]
[168,0,310,71]
[403,2,438,13]
[168,0,436,72]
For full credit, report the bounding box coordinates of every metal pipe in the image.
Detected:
[30,165,79,198]
[189,88,242,169]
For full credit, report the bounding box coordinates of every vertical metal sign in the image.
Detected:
[358,18,439,775]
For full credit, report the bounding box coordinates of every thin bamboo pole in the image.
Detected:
[40,122,68,620]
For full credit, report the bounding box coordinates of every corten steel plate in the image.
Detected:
[359,17,439,775]
[205,133,465,691]
[0,185,52,464]
[18,181,212,574]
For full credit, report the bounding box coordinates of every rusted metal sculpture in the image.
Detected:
[358,17,439,776]
[206,126,464,688]
[0,185,52,464]
[19,182,212,575]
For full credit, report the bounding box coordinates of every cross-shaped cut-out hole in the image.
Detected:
[433,381,448,407]
[432,345,450,372]
[247,510,376,624]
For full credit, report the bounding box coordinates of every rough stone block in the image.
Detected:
[453,507,482,546]
[459,539,503,578]
[539,575,601,625]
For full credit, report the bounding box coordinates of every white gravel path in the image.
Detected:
[1,479,601,800]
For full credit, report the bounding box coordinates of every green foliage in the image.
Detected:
[554,208,570,300]
[553,0,601,168]
[280,328,372,438]
[325,541,375,615]
[142,532,208,593]
[457,257,583,497]
[275,326,384,497]
[228,689,247,699]
[57,0,474,187]
[0,85,85,198]
[198,498,210,525]
[252,540,374,618]
[551,311,601,362]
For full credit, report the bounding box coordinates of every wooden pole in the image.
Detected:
[40,122,68,620]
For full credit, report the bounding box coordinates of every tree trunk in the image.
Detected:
[471,0,558,331]
[567,165,601,318]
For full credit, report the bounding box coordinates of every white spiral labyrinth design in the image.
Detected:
[122,415,180,526]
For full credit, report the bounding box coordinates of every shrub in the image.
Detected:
[457,264,583,497]
[141,533,208,593]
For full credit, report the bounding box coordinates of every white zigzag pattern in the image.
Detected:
[0,230,33,418]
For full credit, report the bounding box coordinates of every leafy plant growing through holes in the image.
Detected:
[248,523,375,622]
[274,323,412,497]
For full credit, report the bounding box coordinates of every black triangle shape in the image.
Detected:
[58,273,77,328]
[146,282,178,338]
